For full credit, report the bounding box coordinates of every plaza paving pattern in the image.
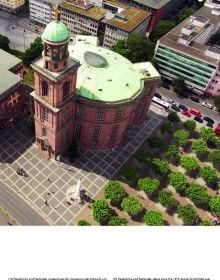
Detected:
[0,105,164,225]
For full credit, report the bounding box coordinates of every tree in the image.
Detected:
[121,164,139,184]
[174,130,189,146]
[147,136,164,148]
[177,8,195,24]
[167,112,180,122]
[159,190,178,210]
[200,127,216,144]
[184,120,196,133]
[92,200,112,224]
[169,171,187,192]
[191,139,207,155]
[200,220,213,226]
[22,37,43,65]
[152,158,171,176]
[166,145,180,161]
[112,33,155,63]
[144,211,164,226]
[0,34,10,51]
[209,196,220,217]
[135,150,152,165]
[138,177,159,198]
[160,122,174,135]
[180,156,199,172]
[185,183,211,208]
[104,181,127,205]
[200,166,218,183]
[108,216,128,226]
[214,95,220,114]
[150,20,175,42]
[177,204,199,225]
[121,196,143,217]
[208,150,220,165]
[172,76,186,93]
[78,220,91,226]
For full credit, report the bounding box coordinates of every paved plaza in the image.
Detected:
[0,105,165,225]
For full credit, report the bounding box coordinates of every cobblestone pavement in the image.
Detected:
[0,105,165,225]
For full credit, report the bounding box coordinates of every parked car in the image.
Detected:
[179,104,188,111]
[206,122,213,128]
[171,104,180,112]
[167,98,174,104]
[178,92,189,98]
[214,123,220,136]
[181,110,191,117]
[202,102,213,109]
[189,108,202,117]
[154,93,162,99]
[194,116,203,123]
[190,96,200,102]
[203,116,215,124]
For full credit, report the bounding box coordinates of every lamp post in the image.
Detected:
[23,29,26,50]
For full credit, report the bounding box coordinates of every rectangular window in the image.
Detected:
[42,127,47,136]
[75,123,81,142]
[43,108,49,122]
[76,106,84,118]
[96,111,104,121]
[114,111,123,121]
[92,126,100,145]
[109,125,119,145]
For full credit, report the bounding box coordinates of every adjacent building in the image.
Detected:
[0,49,25,128]
[30,17,160,159]
[0,0,25,13]
[154,5,220,96]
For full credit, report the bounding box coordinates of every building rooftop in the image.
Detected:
[158,6,220,66]
[68,35,160,103]
[0,69,21,97]
[105,4,150,32]
[0,49,22,71]
[60,1,106,20]
[132,0,171,9]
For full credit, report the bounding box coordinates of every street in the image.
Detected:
[157,87,220,123]
[0,11,39,51]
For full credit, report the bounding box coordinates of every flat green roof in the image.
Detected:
[0,49,22,70]
[0,69,21,96]
[68,35,160,103]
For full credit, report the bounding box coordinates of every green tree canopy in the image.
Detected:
[121,164,139,184]
[178,204,199,225]
[138,177,159,198]
[172,76,186,93]
[184,120,196,133]
[200,220,213,226]
[200,127,216,143]
[104,181,127,205]
[208,150,220,165]
[167,112,180,122]
[169,171,187,192]
[180,156,199,171]
[166,145,180,160]
[150,20,175,42]
[92,200,112,224]
[108,216,128,226]
[147,136,164,148]
[200,166,218,183]
[144,210,164,226]
[160,122,174,135]
[174,129,190,146]
[111,33,155,63]
[177,8,195,24]
[22,37,43,65]
[209,196,220,217]
[159,190,178,210]
[186,183,211,208]
[152,158,171,176]
[191,139,207,155]
[135,150,152,165]
[121,196,143,217]
[0,34,10,51]
[78,220,91,226]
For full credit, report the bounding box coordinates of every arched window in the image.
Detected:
[42,81,48,96]
[63,81,70,99]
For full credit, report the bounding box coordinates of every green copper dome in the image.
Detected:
[42,21,69,43]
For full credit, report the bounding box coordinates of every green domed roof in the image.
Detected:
[42,21,69,43]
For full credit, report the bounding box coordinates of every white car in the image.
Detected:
[202,102,213,109]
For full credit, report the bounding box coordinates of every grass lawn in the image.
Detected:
[24,67,34,87]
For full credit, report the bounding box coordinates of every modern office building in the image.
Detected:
[30,17,160,159]
[0,49,25,128]
[0,0,25,13]
[29,0,61,25]
[59,0,150,48]
[154,5,220,96]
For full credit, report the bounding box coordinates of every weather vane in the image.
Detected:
[54,5,60,22]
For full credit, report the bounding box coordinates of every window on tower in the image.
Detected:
[42,81,48,96]
[92,126,100,145]
[63,81,70,99]
[42,108,49,122]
